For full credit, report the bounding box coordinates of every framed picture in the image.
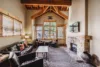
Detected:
[69,21,80,33]
[14,20,22,35]
[2,15,13,36]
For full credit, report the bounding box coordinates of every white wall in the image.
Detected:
[67,0,86,56]
[26,10,40,35]
[68,0,85,35]
[88,0,100,59]
[0,0,26,48]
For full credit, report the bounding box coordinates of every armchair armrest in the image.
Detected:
[21,58,43,67]
[14,51,21,56]
[18,52,36,64]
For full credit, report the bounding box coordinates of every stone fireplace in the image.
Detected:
[67,36,85,56]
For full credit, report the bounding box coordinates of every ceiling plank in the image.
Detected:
[25,4,68,11]
[21,0,72,6]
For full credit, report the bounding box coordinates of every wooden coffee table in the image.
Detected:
[36,46,48,60]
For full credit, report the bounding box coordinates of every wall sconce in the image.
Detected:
[21,34,30,40]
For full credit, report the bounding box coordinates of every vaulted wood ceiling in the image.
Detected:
[20,0,71,19]
[31,6,68,19]
[21,0,71,11]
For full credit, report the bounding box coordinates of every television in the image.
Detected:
[69,21,80,33]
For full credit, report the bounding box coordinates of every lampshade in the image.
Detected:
[25,35,29,39]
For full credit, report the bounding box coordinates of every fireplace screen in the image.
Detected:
[70,43,77,53]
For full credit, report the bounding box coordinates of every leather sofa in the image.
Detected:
[0,41,34,56]
[9,52,43,67]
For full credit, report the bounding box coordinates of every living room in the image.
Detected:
[0,0,100,67]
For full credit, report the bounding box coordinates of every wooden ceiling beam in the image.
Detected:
[53,6,68,19]
[51,10,65,19]
[53,6,59,14]
[43,6,49,13]
[31,6,68,19]
[31,10,43,19]
[31,6,49,19]
[59,11,68,19]
[21,0,72,6]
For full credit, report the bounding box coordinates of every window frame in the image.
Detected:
[35,21,65,40]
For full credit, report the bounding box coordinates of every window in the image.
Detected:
[36,26,42,39]
[44,22,56,39]
[58,27,64,39]
[36,21,64,39]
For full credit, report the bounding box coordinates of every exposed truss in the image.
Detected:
[31,6,68,19]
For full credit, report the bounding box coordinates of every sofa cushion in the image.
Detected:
[20,46,33,56]
[21,58,43,67]
[9,52,20,66]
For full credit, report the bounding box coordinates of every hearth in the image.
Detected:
[70,43,77,53]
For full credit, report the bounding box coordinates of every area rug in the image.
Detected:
[44,47,93,67]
